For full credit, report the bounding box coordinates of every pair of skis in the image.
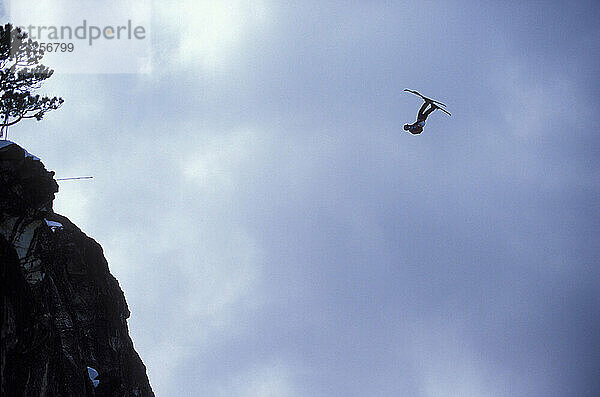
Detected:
[404,89,451,116]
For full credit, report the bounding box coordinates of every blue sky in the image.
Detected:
[3,1,600,396]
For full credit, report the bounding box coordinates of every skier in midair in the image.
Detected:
[403,100,439,135]
[403,89,451,135]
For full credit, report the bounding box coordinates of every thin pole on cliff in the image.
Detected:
[55,176,94,181]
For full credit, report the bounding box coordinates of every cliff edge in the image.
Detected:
[0,141,154,396]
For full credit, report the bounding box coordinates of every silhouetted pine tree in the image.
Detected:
[0,23,63,138]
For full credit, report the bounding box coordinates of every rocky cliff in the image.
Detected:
[1,141,154,396]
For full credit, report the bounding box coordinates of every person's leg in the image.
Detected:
[420,103,437,121]
[417,102,429,121]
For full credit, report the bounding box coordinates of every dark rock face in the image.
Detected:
[1,142,154,396]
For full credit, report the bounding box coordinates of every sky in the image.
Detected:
[2,1,600,396]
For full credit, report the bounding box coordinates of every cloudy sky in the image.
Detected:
[3,1,600,396]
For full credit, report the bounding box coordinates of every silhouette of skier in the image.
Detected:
[403,100,439,135]
[403,89,451,135]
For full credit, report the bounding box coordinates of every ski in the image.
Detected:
[404,89,448,108]
[434,106,451,116]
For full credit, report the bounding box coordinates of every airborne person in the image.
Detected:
[403,100,439,135]
[403,89,451,135]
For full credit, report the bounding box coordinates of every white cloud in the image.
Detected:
[407,319,505,397]
[156,1,272,71]
[180,128,260,189]
[52,182,92,226]
[221,360,299,397]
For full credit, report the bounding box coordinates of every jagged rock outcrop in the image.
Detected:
[1,141,154,396]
